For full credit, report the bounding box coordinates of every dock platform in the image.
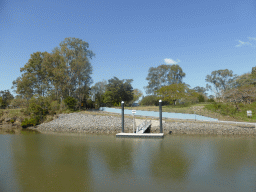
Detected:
[116,133,164,138]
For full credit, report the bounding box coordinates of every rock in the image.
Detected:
[5,118,11,122]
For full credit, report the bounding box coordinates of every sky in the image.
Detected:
[1,0,256,99]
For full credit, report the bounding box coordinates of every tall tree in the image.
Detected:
[42,49,68,101]
[145,64,185,94]
[104,77,133,106]
[205,69,236,99]
[12,51,50,101]
[58,37,94,102]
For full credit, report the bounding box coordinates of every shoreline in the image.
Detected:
[28,111,256,135]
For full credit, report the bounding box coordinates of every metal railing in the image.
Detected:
[136,120,151,133]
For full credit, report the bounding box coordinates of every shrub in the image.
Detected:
[198,94,205,102]
[49,100,60,115]
[64,96,77,111]
[21,118,39,128]
[207,98,215,102]
[213,102,221,111]
[86,99,94,109]
[139,95,159,106]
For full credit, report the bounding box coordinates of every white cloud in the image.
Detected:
[164,58,181,64]
[235,37,256,47]
[248,37,256,41]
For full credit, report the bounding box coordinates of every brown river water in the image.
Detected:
[1,131,256,192]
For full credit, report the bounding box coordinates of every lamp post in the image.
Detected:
[132,110,136,133]
[159,100,163,133]
[121,101,124,133]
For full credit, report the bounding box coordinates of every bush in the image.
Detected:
[139,95,159,106]
[213,102,221,111]
[86,99,94,109]
[49,100,60,115]
[207,98,215,102]
[198,94,205,102]
[64,96,77,111]
[21,118,39,128]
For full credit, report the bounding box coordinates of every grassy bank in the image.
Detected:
[112,102,256,122]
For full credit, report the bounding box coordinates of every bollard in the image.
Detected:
[121,101,124,133]
[159,100,163,133]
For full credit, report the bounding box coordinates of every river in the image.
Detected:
[1,132,256,191]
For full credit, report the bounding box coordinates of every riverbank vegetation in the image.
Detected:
[1,36,256,131]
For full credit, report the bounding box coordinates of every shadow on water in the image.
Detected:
[20,129,40,135]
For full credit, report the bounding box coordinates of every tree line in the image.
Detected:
[1,36,256,125]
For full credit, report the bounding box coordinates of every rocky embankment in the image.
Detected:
[35,112,134,134]
[34,112,256,135]
[0,111,22,134]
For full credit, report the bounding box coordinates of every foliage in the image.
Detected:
[156,83,195,105]
[21,118,39,128]
[12,37,95,108]
[198,94,205,102]
[139,95,158,106]
[205,69,237,99]
[64,96,77,111]
[0,90,14,109]
[57,37,94,106]
[132,89,143,103]
[207,98,215,102]
[49,100,60,115]
[223,85,256,104]
[10,96,27,108]
[27,96,50,123]
[103,77,134,106]
[90,80,107,108]
[12,52,49,99]
[145,64,186,94]
[193,86,207,95]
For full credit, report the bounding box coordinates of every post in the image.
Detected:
[132,110,136,133]
[121,101,124,133]
[159,100,163,133]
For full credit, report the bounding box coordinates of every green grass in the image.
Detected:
[205,102,256,122]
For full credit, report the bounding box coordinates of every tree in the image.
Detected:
[12,37,95,110]
[193,86,207,95]
[58,37,94,103]
[145,64,186,94]
[139,95,159,106]
[131,89,143,103]
[0,97,3,108]
[205,69,236,100]
[223,85,256,105]
[20,52,50,97]
[90,80,107,108]
[42,49,68,101]
[0,90,14,108]
[103,77,133,106]
[156,83,192,105]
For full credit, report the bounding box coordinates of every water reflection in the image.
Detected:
[214,136,256,173]
[2,134,256,191]
[11,134,93,191]
[150,139,191,182]
[95,138,134,174]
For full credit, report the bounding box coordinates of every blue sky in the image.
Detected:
[1,0,256,98]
